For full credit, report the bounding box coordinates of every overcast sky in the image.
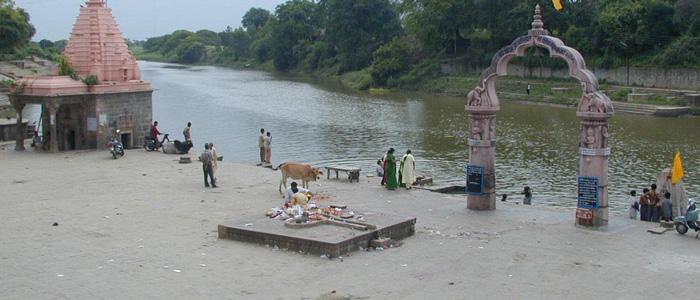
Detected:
[14,0,286,41]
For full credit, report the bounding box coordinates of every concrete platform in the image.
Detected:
[218,212,416,257]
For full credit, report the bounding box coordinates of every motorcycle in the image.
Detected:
[144,133,170,152]
[674,198,700,237]
[108,130,124,159]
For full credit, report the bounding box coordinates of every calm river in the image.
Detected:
[139,61,700,216]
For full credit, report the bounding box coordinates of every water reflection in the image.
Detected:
[138,61,700,216]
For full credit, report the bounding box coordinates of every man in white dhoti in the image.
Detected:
[400,150,416,190]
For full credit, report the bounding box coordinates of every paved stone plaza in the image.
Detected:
[1,143,699,299]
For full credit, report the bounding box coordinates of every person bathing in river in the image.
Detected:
[522,186,532,205]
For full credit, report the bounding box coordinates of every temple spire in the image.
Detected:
[528,4,550,36]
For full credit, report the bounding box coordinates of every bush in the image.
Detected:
[610,89,632,102]
[82,75,98,86]
[690,107,700,116]
[341,70,372,90]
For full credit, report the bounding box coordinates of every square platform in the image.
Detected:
[218,213,416,257]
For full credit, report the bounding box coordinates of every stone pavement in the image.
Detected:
[1,143,699,300]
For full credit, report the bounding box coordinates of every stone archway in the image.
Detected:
[465,5,614,227]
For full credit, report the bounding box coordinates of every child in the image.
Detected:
[376,159,384,177]
[628,190,638,219]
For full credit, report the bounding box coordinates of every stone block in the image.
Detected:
[684,94,700,107]
[660,221,674,229]
[551,88,571,94]
[369,238,393,248]
[628,93,651,102]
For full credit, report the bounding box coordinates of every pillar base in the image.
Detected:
[467,194,496,210]
[575,207,608,228]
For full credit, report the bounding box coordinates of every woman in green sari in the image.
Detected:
[385,148,398,190]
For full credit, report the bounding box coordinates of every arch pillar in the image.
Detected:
[465,5,614,226]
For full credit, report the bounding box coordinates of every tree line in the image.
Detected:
[3,0,700,89]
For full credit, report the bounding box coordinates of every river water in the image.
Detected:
[137,61,699,216]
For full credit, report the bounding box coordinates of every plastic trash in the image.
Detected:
[52,222,59,226]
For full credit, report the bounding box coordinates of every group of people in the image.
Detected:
[377,148,416,190]
[628,183,674,222]
[200,141,219,188]
[258,128,272,164]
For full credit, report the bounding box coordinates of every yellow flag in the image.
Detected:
[552,0,564,10]
[672,151,684,184]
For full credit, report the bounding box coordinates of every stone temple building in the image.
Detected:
[10,0,152,152]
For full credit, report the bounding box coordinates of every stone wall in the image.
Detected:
[441,62,700,90]
[96,90,153,149]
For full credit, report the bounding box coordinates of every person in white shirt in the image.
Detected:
[628,190,638,219]
[284,182,312,206]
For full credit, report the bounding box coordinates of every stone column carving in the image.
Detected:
[577,91,614,227]
[46,100,60,153]
[11,100,26,151]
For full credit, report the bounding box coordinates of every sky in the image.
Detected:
[14,0,286,41]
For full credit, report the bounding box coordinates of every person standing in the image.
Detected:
[522,186,532,205]
[201,143,216,188]
[150,121,162,151]
[258,128,265,163]
[628,190,638,220]
[264,131,272,163]
[639,188,650,221]
[661,191,673,222]
[399,150,416,190]
[384,148,398,190]
[380,153,387,186]
[649,184,661,222]
[209,142,218,182]
[526,83,531,95]
[183,122,192,143]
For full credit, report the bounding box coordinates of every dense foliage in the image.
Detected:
[6,0,697,89]
[134,0,700,89]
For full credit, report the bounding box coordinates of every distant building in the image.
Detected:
[9,0,152,152]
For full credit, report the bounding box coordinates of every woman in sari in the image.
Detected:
[385,148,398,190]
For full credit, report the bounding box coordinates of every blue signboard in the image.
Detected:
[577,176,599,209]
[466,165,485,195]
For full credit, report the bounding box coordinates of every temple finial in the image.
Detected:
[529,4,550,36]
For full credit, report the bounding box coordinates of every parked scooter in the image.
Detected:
[144,133,170,152]
[108,130,124,159]
[675,198,700,237]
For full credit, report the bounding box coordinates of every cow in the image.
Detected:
[278,162,323,193]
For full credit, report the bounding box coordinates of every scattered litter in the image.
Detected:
[52,222,59,226]
[57,274,64,277]
[478,247,484,249]
[174,269,181,273]
[401,264,408,267]
[273,246,279,251]
[244,223,253,227]
[199,264,206,267]
[138,246,144,248]
[647,227,669,234]
[509,275,513,277]
[201,253,206,255]
[387,201,392,203]
[320,254,330,259]
[98,266,103,269]
[449,282,454,285]
[163,265,169,269]
[104,216,110,219]
[108,259,114,262]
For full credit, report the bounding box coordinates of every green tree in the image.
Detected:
[242,8,271,30]
[160,30,195,55]
[323,0,401,71]
[369,37,411,86]
[271,0,319,70]
[175,41,206,63]
[0,0,36,54]
[400,0,474,54]
[195,29,221,46]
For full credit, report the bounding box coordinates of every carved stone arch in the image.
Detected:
[465,5,613,228]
